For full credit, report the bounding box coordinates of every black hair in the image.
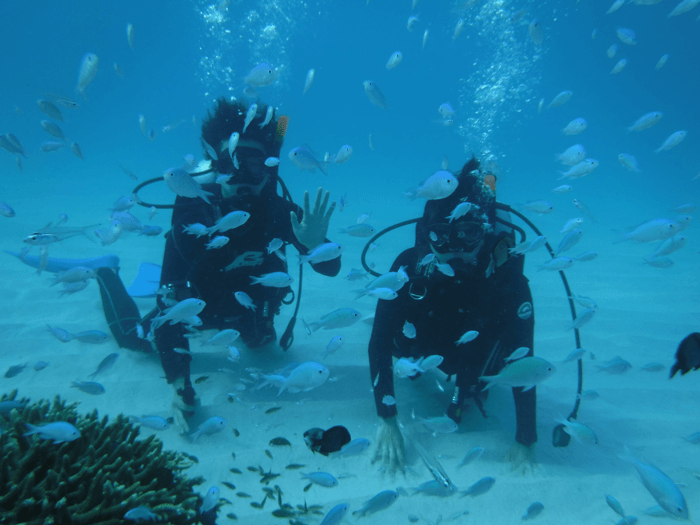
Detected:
[200,98,282,175]
[416,156,497,247]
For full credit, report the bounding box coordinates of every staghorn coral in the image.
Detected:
[0,390,212,524]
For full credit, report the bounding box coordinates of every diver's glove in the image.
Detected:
[171,377,199,434]
[505,441,537,475]
[290,187,336,251]
[371,416,406,476]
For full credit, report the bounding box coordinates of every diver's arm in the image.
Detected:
[368,250,416,418]
[368,298,399,419]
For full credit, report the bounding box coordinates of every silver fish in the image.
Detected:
[71,381,106,395]
[619,447,688,520]
[460,476,495,497]
[37,99,64,121]
[363,80,389,109]
[89,353,119,379]
[25,224,98,245]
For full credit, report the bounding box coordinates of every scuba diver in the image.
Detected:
[368,157,537,475]
[96,98,340,427]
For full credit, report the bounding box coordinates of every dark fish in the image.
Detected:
[231,452,236,460]
[250,501,264,509]
[229,468,242,474]
[265,449,273,459]
[303,425,351,456]
[5,363,28,378]
[670,332,700,378]
[221,481,236,490]
[233,428,240,437]
[236,492,251,498]
[260,470,280,485]
[262,487,275,497]
[247,466,259,473]
[270,437,291,447]
[194,376,209,384]
[89,353,119,379]
[272,509,296,518]
[34,361,50,371]
[183,453,199,463]
[265,406,282,414]
[286,463,305,470]
[70,381,106,395]
[226,513,237,520]
[303,483,313,492]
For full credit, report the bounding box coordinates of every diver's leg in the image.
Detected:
[152,313,198,419]
[94,267,152,352]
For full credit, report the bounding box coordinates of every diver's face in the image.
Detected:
[428,219,486,266]
[431,239,484,265]
[219,143,272,198]
[221,174,269,198]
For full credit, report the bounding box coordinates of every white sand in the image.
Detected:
[1,163,699,524]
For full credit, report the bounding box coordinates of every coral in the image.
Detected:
[0,390,210,524]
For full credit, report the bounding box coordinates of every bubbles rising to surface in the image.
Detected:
[457,0,543,168]
[194,0,309,97]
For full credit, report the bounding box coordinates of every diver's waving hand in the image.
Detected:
[291,187,336,251]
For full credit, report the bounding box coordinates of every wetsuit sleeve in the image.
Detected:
[505,269,537,446]
[368,250,414,419]
[288,202,340,277]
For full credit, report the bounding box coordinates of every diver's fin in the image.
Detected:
[126,262,162,298]
[95,267,153,352]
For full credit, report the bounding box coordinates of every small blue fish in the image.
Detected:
[5,363,28,378]
[124,506,158,521]
[334,438,371,457]
[139,225,163,236]
[460,476,495,497]
[301,471,338,487]
[234,291,256,311]
[617,27,637,45]
[89,353,119,379]
[522,502,544,520]
[71,381,106,395]
[363,80,389,109]
[352,490,399,518]
[34,361,50,371]
[73,330,110,344]
[412,479,458,497]
[24,421,81,443]
[288,145,328,175]
[191,416,226,442]
[244,62,277,87]
[130,415,169,430]
[163,167,214,203]
[320,503,349,525]
[618,447,688,520]
[200,486,220,513]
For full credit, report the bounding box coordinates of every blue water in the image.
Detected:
[1,0,699,523]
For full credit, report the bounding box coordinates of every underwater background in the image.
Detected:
[1,0,699,523]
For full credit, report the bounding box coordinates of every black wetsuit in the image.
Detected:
[155,183,340,393]
[368,247,537,446]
